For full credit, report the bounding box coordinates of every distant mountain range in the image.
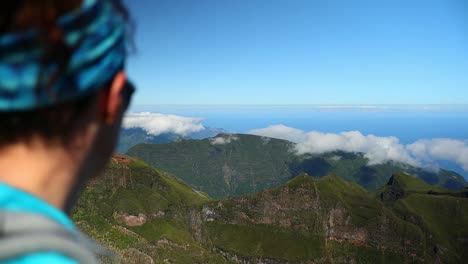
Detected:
[73,154,468,263]
[126,133,466,198]
[117,127,225,153]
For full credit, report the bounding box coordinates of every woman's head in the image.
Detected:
[0,0,135,195]
[0,0,133,147]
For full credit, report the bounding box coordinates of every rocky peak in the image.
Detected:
[379,174,406,202]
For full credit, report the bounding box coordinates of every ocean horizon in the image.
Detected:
[130,104,468,141]
[127,104,468,179]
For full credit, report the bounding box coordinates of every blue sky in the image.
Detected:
[124,0,468,105]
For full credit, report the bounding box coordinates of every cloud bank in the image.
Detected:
[249,125,468,171]
[407,139,468,171]
[123,112,205,136]
[210,134,239,145]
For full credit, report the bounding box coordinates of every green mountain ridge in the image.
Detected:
[73,155,468,263]
[126,133,466,198]
[117,127,225,153]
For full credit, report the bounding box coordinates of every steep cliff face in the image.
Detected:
[73,156,468,264]
[73,154,225,263]
[199,174,433,263]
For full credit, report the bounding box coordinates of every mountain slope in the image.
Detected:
[117,128,183,153]
[377,173,468,261]
[128,134,297,198]
[73,158,468,263]
[72,154,224,263]
[117,127,225,153]
[127,133,466,198]
[198,173,468,263]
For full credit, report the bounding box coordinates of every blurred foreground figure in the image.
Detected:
[0,0,133,263]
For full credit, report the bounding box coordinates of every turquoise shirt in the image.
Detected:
[0,182,78,264]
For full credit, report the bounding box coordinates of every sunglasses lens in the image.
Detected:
[123,81,135,109]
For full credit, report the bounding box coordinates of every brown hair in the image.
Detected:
[0,0,132,146]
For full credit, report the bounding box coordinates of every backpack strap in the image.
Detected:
[0,211,115,263]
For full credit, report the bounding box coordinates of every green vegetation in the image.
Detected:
[127,134,466,198]
[127,134,297,198]
[117,127,225,153]
[325,240,408,264]
[206,222,325,261]
[117,128,182,153]
[73,155,468,263]
[203,172,468,263]
[72,154,221,263]
[377,173,468,262]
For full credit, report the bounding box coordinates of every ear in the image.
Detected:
[99,71,127,125]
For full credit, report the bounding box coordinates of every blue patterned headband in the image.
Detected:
[0,0,127,111]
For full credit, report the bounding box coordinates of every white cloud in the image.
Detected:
[249,125,307,142]
[123,112,205,136]
[407,139,468,171]
[249,125,468,172]
[295,130,419,166]
[210,134,239,145]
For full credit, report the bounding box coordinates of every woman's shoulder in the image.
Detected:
[6,253,78,264]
